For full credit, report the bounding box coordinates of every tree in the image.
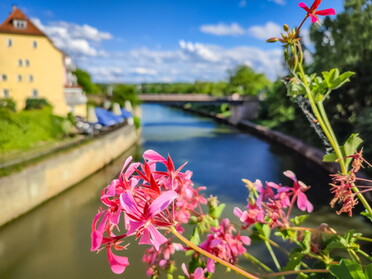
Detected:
[309,0,372,142]
[112,84,139,107]
[227,65,271,96]
[73,69,100,95]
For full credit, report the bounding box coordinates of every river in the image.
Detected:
[0,104,368,279]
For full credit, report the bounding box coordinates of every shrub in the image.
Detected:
[25,98,52,110]
[0,98,16,112]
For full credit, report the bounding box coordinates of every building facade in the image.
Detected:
[0,7,86,116]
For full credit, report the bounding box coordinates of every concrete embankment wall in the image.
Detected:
[0,124,140,227]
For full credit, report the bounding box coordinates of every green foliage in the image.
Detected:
[310,0,372,141]
[133,116,141,129]
[227,65,271,96]
[330,259,366,279]
[0,98,16,111]
[0,108,67,154]
[73,69,100,95]
[25,98,52,110]
[112,84,140,107]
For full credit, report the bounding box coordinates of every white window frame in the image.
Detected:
[2,89,10,98]
[7,39,12,47]
[13,19,27,29]
[1,74,7,82]
[32,89,39,98]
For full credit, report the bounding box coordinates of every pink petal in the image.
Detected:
[107,246,129,274]
[120,191,142,218]
[139,228,152,246]
[297,192,313,212]
[181,263,190,277]
[143,149,167,163]
[316,8,336,16]
[234,207,243,218]
[120,156,133,177]
[91,230,103,251]
[298,2,310,12]
[206,258,215,273]
[127,220,143,235]
[194,267,205,279]
[240,235,251,245]
[283,170,297,182]
[148,224,167,250]
[147,190,177,217]
[310,14,319,23]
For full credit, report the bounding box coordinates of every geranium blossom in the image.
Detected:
[299,0,336,23]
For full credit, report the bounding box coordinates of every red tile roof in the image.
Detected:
[0,7,46,37]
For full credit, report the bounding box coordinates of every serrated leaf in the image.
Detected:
[283,248,304,271]
[329,259,366,279]
[301,230,311,253]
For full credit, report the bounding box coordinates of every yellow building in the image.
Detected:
[0,7,86,116]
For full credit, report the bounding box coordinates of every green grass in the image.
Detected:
[0,107,68,154]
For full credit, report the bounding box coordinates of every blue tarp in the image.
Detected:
[121,108,133,119]
[95,107,123,126]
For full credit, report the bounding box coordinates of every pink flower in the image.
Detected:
[299,0,336,23]
[182,263,206,279]
[199,219,250,273]
[120,189,177,250]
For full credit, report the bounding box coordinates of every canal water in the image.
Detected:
[0,104,368,279]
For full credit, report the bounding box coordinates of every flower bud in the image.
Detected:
[283,24,289,32]
[266,37,279,43]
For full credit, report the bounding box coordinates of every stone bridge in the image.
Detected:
[138,94,259,124]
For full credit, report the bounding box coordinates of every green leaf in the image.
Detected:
[283,248,304,271]
[301,230,311,253]
[322,69,339,88]
[290,215,310,226]
[331,71,355,90]
[365,263,372,279]
[343,133,363,169]
[261,224,271,238]
[361,210,372,222]
[323,152,338,162]
[329,259,366,279]
[209,203,226,219]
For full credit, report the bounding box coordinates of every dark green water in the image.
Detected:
[0,104,368,279]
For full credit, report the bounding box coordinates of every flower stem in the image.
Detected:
[243,252,273,272]
[264,240,281,271]
[263,269,329,278]
[170,226,259,279]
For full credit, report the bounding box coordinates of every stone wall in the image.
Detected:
[0,124,140,226]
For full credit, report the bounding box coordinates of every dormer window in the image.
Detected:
[13,19,27,29]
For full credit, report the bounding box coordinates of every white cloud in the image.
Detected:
[248,21,282,40]
[200,22,245,36]
[269,0,286,5]
[239,0,247,7]
[31,18,112,57]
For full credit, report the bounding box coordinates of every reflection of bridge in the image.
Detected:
[138,94,259,124]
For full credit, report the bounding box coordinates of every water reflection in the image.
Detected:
[0,104,369,279]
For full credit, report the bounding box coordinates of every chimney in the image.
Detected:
[12,4,17,12]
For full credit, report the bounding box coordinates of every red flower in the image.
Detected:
[299,0,336,23]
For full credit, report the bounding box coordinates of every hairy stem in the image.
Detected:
[170,226,259,279]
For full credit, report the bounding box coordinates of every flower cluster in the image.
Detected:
[234,171,313,229]
[90,150,206,274]
[199,219,251,273]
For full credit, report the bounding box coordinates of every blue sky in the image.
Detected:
[0,0,343,83]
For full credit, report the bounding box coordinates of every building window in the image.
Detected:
[3,89,10,98]
[29,75,34,82]
[7,39,12,47]
[1,74,7,81]
[17,74,22,82]
[13,19,27,29]
[32,89,39,98]
[33,41,37,48]
[25,59,30,67]
[18,59,23,67]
